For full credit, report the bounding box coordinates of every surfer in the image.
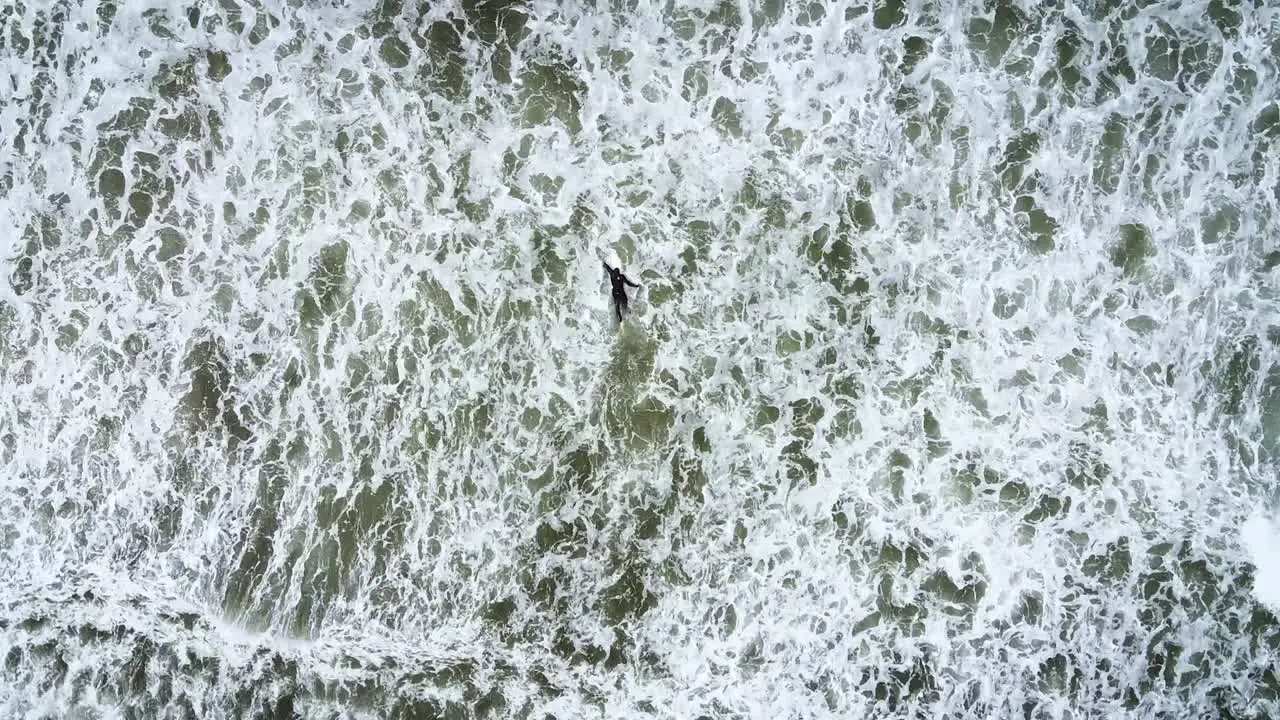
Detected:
[602,261,640,324]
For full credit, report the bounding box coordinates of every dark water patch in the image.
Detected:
[457,0,528,83]
[921,554,987,620]
[996,130,1040,192]
[1219,333,1260,418]
[845,178,877,232]
[528,227,569,286]
[873,0,907,30]
[1046,534,1280,713]
[1082,537,1132,582]
[671,442,709,506]
[900,35,930,77]
[712,96,741,138]
[781,397,824,488]
[11,211,60,296]
[181,338,251,444]
[380,34,411,69]
[326,473,409,584]
[504,422,711,676]
[441,152,493,224]
[965,0,1028,68]
[1201,204,1240,246]
[1253,103,1279,148]
[1208,0,1243,39]
[877,540,929,609]
[682,63,711,103]
[1014,194,1058,253]
[413,19,469,102]
[297,241,350,327]
[1036,652,1084,700]
[519,61,584,134]
[1261,366,1280,453]
[1092,112,1127,194]
[206,48,232,81]
[918,79,954,146]
[1065,441,1110,491]
[1054,18,1086,96]
[862,652,939,713]
[1096,26,1138,103]
[922,407,949,458]
[601,554,658,628]
[1023,491,1071,527]
[1145,22,1220,94]
[98,167,125,198]
[532,513,598,561]
[953,453,1004,505]
[222,443,289,623]
[155,54,200,102]
[595,333,663,451]
[0,609,319,717]
[535,440,610,510]
[130,150,176,227]
[155,103,208,144]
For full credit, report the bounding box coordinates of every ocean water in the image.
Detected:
[2,0,1279,717]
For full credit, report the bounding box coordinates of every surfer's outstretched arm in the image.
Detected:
[601,260,615,275]
[622,274,640,288]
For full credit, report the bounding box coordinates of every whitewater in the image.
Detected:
[2,0,1279,717]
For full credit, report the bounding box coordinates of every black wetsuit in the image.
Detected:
[603,262,640,323]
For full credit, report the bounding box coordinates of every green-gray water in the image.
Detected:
[2,0,1279,717]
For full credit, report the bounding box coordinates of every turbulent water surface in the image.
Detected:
[3,0,1280,717]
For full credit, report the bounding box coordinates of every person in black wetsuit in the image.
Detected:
[602,261,640,324]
